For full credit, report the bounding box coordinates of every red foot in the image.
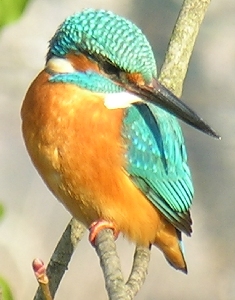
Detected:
[89,220,119,246]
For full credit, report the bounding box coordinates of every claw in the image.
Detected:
[89,220,119,246]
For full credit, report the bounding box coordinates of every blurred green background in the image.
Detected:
[0,0,234,299]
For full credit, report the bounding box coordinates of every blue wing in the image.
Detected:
[122,104,194,235]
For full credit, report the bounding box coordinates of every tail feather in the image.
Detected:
[154,223,188,273]
[165,230,187,273]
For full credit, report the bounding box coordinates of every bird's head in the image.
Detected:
[46,9,220,139]
[47,9,156,84]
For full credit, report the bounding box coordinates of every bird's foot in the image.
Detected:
[89,220,119,246]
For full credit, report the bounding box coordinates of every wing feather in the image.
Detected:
[122,104,194,235]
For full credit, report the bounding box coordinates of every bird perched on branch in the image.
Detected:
[21,9,219,273]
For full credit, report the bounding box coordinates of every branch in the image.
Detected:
[125,245,151,298]
[33,218,85,300]
[159,0,212,97]
[94,229,151,300]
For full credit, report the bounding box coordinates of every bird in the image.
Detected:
[21,8,219,273]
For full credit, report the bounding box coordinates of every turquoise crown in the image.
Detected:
[47,9,157,83]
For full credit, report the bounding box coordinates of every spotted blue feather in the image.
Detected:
[123,104,194,235]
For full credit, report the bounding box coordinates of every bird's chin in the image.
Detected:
[104,91,143,109]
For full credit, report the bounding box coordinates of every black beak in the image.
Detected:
[124,79,220,139]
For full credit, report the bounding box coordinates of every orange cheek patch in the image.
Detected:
[66,53,100,73]
[126,72,145,86]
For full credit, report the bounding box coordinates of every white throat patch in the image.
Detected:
[104,92,142,109]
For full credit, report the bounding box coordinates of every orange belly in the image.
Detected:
[21,70,186,271]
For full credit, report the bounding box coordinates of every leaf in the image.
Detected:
[0,277,14,300]
[0,0,30,29]
[0,203,4,222]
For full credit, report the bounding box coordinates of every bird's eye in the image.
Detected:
[82,50,122,81]
[101,60,120,77]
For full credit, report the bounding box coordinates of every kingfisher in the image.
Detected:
[21,9,219,273]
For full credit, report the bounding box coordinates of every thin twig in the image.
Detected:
[33,218,85,300]
[32,259,52,300]
[125,246,151,298]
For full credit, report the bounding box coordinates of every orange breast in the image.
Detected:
[21,70,186,270]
